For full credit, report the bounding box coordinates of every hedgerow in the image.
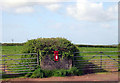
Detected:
[22,37,79,59]
[76,44,117,48]
[2,43,24,46]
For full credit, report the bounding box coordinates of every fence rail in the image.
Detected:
[1,53,39,75]
[78,67,119,70]
[2,53,37,56]
[1,51,119,75]
[74,51,120,53]
[0,62,37,65]
[73,51,119,71]
[74,55,118,57]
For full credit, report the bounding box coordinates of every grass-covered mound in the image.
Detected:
[21,38,79,65]
[22,37,79,58]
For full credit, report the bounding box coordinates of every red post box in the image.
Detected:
[54,51,59,61]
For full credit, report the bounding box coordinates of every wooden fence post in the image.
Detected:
[100,53,102,68]
[3,56,5,72]
[37,51,40,65]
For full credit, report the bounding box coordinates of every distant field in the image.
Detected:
[78,47,118,52]
[2,46,118,55]
[1,46,118,60]
[1,46,118,59]
[2,46,23,55]
[77,47,118,59]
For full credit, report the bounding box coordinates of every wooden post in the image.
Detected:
[100,54,102,68]
[3,56,5,72]
[37,51,40,65]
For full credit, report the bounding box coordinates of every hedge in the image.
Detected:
[76,44,118,48]
[21,38,79,65]
[2,43,24,46]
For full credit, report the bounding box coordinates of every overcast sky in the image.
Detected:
[0,0,119,45]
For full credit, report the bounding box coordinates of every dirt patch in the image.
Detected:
[2,72,119,82]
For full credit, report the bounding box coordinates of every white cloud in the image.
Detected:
[45,4,61,11]
[66,0,118,22]
[0,0,118,22]
[0,0,34,13]
[0,0,28,8]
[0,0,61,13]
[14,6,34,13]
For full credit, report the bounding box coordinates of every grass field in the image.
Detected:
[1,46,35,76]
[1,46,119,79]
[77,47,118,59]
[1,46,23,65]
[2,46,118,54]
[1,46,118,60]
[74,47,119,71]
[1,46,118,65]
[2,46,23,55]
[78,47,118,52]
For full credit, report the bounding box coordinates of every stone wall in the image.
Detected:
[40,55,72,70]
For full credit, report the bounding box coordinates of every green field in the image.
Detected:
[1,46,118,62]
[1,46,23,64]
[2,46,118,54]
[1,46,119,79]
[77,47,118,59]
[78,47,118,52]
[1,46,34,76]
[2,46,23,55]
[1,46,118,59]
[1,45,118,66]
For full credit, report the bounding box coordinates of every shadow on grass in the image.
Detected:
[74,61,108,75]
[73,52,111,75]
[1,73,26,79]
[82,62,108,74]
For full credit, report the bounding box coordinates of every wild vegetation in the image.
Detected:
[25,66,82,78]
